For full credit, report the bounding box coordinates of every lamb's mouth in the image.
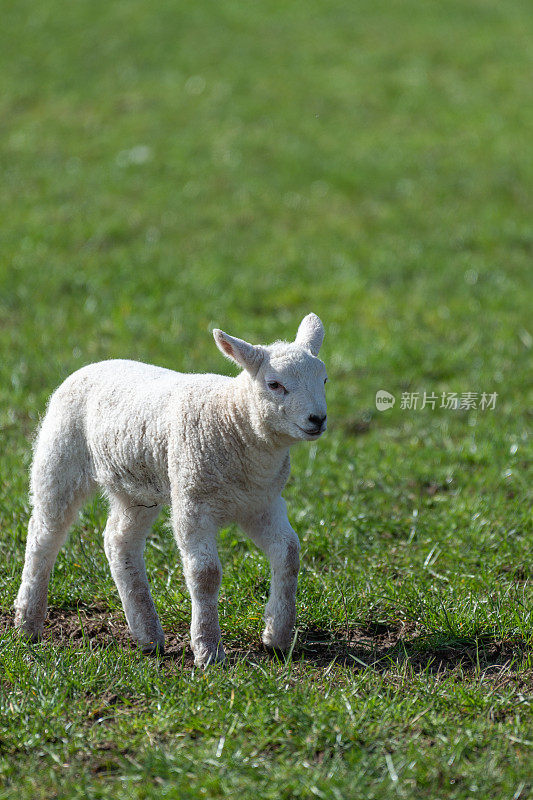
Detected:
[296,424,324,438]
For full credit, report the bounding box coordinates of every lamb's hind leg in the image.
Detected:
[15,489,90,640]
[15,418,93,641]
[103,493,164,654]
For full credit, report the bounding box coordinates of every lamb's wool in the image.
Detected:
[15,314,328,666]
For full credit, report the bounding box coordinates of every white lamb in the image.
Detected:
[14,313,328,666]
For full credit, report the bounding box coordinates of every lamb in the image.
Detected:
[14,313,328,666]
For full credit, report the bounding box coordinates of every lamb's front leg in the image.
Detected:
[172,505,225,667]
[242,497,300,652]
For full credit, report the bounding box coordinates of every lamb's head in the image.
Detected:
[213,313,328,443]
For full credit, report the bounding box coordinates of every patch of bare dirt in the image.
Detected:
[1,608,529,679]
[0,605,196,665]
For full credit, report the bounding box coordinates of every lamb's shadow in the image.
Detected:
[163,622,527,676]
[286,625,528,676]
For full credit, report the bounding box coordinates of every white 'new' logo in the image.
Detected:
[375,390,395,411]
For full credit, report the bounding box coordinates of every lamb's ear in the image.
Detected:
[295,313,324,356]
[213,329,263,374]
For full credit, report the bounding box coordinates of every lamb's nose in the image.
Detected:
[308,414,327,428]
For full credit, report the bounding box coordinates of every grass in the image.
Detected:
[0,0,532,797]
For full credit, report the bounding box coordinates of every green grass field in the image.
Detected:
[1,0,532,797]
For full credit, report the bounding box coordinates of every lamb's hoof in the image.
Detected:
[134,631,165,656]
[138,638,165,657]
[193,644,226,669]
[263,643,290,661]
[14,615,42,644]
[262,629,294,656]
[19,630,41,645]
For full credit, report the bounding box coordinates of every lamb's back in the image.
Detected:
[52,360,230,503]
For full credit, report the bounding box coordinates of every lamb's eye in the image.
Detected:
[267,380,286,393]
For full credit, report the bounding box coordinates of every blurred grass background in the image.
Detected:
[0,0,532,797]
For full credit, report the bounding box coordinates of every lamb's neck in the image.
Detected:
[216,375,290,477]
